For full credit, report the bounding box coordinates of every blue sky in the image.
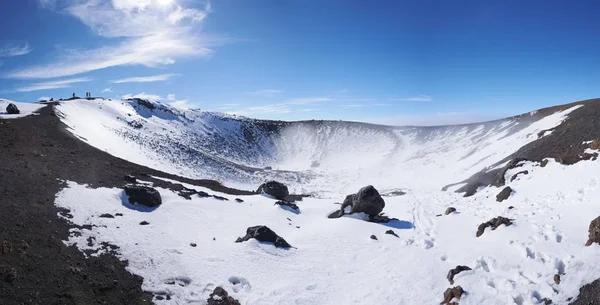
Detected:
[1,0,600,125]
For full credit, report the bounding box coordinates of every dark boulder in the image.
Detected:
[123,185,162,207]
[554,274,560,285]
[540,159,549,167]
[6,103,20,115]
[447,265,471,284]
[235,226,291,248]
[139,221,150,225]
[585,216,600,246]
[339,185,385,218]
[441,286,464,304]
[212,195,229,201]
[370,235,378,240]
[99,213,114,219]
[476,216,513,237]
[235,198,244,203]
[496,186,514,202]
[207,287,240,305]
[257,181,289,200]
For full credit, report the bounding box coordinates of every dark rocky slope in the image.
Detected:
[0,103,253,304]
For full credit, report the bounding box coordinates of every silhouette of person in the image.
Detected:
[73,92,75,98]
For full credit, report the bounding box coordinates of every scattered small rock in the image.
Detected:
[476,216,513,237]
[212,195,228,201]
[385,230,399,238]
[441,286,464,304]
[6,103,20,115]
[124,175,137,184]
[190,243,197,247]
[235,198,244,203]
[139,221,150,226]
[256,181,289,200]
[585,216,600,246]
[274,200,299,212]
[554,274,561,285]
[235,225,291,248]
[510,170,529,182]
[115,213,123,216]
[4,268,17,283]
[540,159,549,167]
[1,240,12,254]
[207,287,241,305]
[178,188,197,200]
[496,186,514,202]
[370,235,378,240]
[541,298,552,305]
[508,206,514,210]
[124,185,162,207]
[447,265,471,284]
[445,207,457,215]
[197,191,210,198]
[99,213,114,218]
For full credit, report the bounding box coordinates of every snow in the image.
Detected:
[56,154,600,304]
[0,98,44,119]
[54,98,583,197]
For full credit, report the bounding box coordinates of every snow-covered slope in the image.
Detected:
[54,98,582,197]
[48,97,600,304]
[0,98,44,119]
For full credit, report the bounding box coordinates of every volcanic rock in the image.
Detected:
[6,103,19,115]
[447,265,471,284]
[123,185,162,207]
[235,225,291,248]
[496,186,514,202]
[207,287,240,305]
[257,181,289,200]
[476,216,513,237]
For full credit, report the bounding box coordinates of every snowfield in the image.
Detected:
[55,157,600,304]
[0,99,44,119]
[49,98,600,304]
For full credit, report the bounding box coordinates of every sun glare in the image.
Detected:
[155,0,174,7]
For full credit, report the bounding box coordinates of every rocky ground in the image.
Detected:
[0,103,253,304]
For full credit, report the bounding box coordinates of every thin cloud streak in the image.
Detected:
[16,77,92,92]
[111,73,177,84]
[0,42,32,57]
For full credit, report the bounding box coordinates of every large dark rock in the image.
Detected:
[235,225,291,248]
[123,185,162,207]
[257,181,289,200]
[496,186,514,202]
[340,185,385,217]
[585,216,600,246]
[207,287,240,305]
[6,103,20,115]
[476,216,513,237]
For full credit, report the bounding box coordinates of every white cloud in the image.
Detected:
[371,112,504,127]
[245,89,283,97]
[388,95,432,102]
[16,77,92,92]
[101,87,112,93]
[0,42,32,57]
[169,99,190,109]
[167,94,176,101]
[122,92,162,101]
[6,1,216,79]
[111,73,178,84]
[38,96,51,101]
